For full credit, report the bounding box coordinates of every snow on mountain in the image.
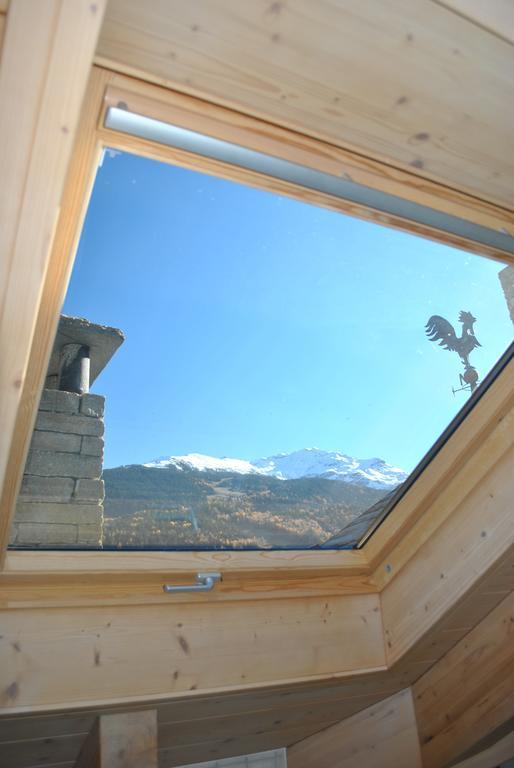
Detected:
[144,453,256,475]
[144,448,407,490]
[252,449,406,489]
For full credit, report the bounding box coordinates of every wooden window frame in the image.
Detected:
[1,65,512,594]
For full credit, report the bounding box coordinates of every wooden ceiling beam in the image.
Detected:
[75,710,158,768]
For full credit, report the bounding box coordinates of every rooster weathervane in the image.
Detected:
[425,311,481,394]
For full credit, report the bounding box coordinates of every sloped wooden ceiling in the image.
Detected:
[96,0,514,211]
[0,1,513,767]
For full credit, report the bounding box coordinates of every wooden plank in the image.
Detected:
[1,532,370,609]
[131,666,408,715]
[0,698,375,768]
[434,557,513,632]
[0,545,371,610]
[392,544,513,667]
[381,443,514,664]
[413,592,514,768]
[3,547,367,577]
[0,593,385,712]
[0,711,94,745]
[0,639,428,765]
[287,688,422,768]
[157,694,384,750]
[391,543,514,672]
[1,732,87,768]
[0,0,106,562]
[96,0,514,209]
[436,0,514,46]
[0,571,375,610]
[0,670,405,743]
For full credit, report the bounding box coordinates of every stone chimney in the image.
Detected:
[10,316,124,549]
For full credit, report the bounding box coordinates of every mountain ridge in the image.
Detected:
[143,447,407,490]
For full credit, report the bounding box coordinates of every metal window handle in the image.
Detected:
[163,572,222,594]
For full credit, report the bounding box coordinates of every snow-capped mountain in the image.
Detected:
[146,453,256,475]
[144,448,407,490]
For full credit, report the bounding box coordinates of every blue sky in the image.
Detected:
[63,150,513,471]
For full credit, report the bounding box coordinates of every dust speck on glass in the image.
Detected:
[9,148,514,551]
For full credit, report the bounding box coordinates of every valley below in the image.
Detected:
[102,461,389,549]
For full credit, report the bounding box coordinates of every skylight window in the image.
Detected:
[9,148,514,551]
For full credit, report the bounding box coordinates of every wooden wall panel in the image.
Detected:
[97,0,514,209]
[1,556,511,766]
[0,674,405,768]
[287,688,422,768]
[0,593,384,712]
[413,592,514,768]
[0,681,395,744]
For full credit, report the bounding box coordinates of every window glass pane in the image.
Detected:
[9,148,514,551]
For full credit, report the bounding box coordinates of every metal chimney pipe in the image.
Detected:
[59,343,91,394]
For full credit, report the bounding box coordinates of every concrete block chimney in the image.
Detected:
[10,316,124,549]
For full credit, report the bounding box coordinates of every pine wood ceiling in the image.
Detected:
[96,0,514,213]
[0,1,513,766]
